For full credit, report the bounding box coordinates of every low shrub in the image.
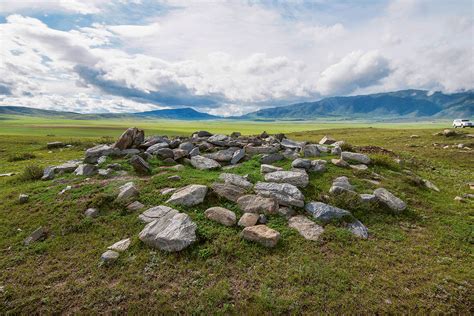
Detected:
[370,154,401,171]
[7,153,36,162]
[19,165,43,181]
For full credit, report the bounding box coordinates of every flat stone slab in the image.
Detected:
[264,170,309,188]
[237,194,278,214]
[190,155,221,170]
[254,182,304,207]
[241,225,280,248]
[139,205,179,223]
[204,207,236,226]
[166,184,207,206]
[288,215,324,241]
[374,188,406,212]
[139,212,197,252]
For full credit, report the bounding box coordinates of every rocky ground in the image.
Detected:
[0,127,472,313]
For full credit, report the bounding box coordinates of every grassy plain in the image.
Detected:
[0,115,472,313]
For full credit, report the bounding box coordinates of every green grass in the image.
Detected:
[0,119,472,313]
[0,114,451,137]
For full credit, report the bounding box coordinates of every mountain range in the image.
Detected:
[0,89,472,120]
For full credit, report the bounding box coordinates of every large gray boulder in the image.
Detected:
[190,155,221,170]
[204,207,236,226]
[205,148,239,162]
[139,205,178,223]
[179,142,194,154]
[146,142,169,154]
[231,148,245,164]
[155,148,174,159]
[292,158,312,170]
[374,188,406,212]
[241,225,280,248]
[212,182,246,202]
[114,127,144,150]
[130,155,151,174]
[341,152,371,164]
[303,144,320,157]
[84,144,113,163]
[236,194,278,214]
[207,134,230,146]
[166,184,207,206]
[288,215,324,241]
[254,182,305,207]
[139,211,197,252]
[117,182,139,201]
[261,153,284,164]
[74,164,97,176]
[305,202,353,223]
[218,173,253,189]
[264,170,309,188]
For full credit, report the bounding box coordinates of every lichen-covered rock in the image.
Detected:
[231,148,245,164]
[264,170,309,188]
[166,184,208,206]
[303,144,320,157]
[241,225,280,248]
[254,182,305,207]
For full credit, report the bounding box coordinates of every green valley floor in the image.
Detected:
[0,121,472,313]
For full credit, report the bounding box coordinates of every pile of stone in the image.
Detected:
[33,128,414,255]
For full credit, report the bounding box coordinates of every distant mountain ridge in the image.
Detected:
[1,90,472,120]
[0,106,219,120]
[237,89,473,120]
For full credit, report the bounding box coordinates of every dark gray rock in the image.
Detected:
[292,158,312,170]
[305,202,353,223]
[24,226,47,245]
[374,188,406,212]
[113,127,144,150]
[130,155,151,174]
[231,148,245,164]
[303,144,320,157]
[261,153,284,164]
[156,148,174,159]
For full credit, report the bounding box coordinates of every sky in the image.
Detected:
[0,0,473,116]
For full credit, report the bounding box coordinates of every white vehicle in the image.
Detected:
[452,119,473,128]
